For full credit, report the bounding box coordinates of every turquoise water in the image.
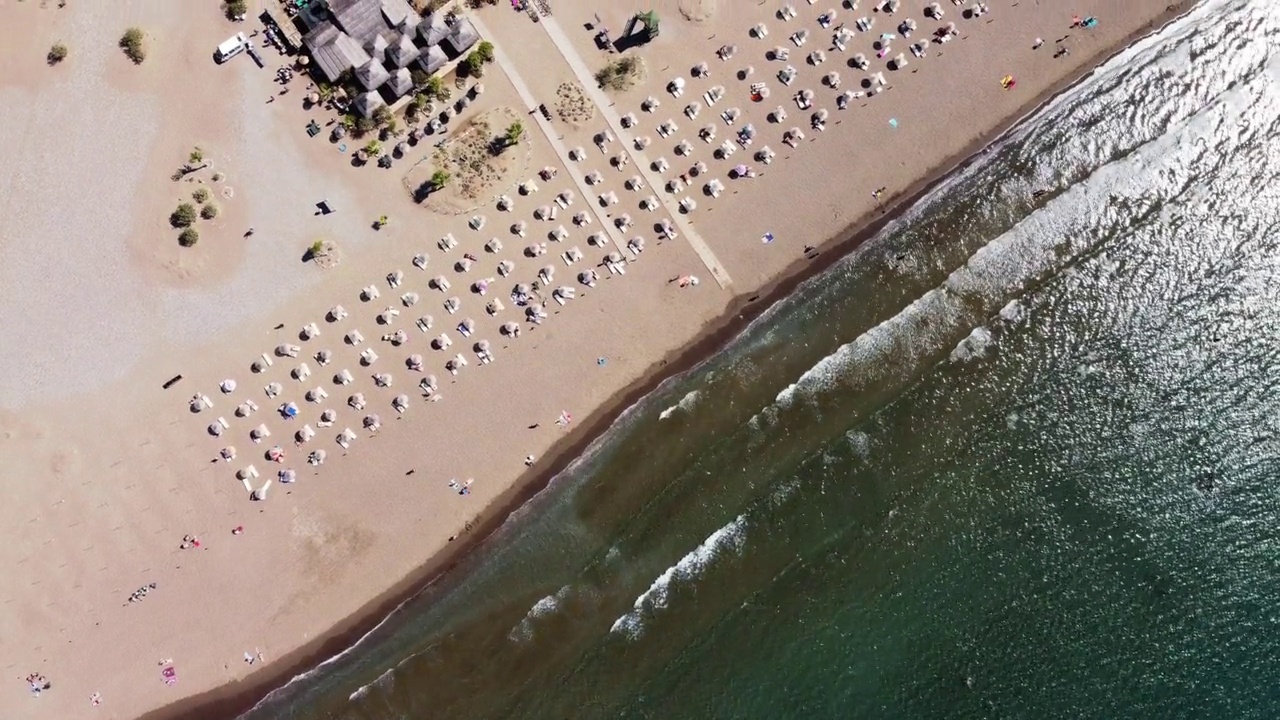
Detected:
[241,1,1280,717]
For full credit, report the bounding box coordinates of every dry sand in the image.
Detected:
[0,0,1187,718]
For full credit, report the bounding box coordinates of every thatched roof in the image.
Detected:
[417,44,448,74]
[305,21,373,82]
[385,31,420,68]
[353,90,386,118]
[444,18,480,57]
[417,13,450,46]
[355,57,390,90]
[386,67,413,96]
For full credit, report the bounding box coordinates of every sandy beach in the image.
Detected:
[0,0,1188,717]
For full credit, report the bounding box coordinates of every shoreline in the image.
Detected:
[139,4,1193,718]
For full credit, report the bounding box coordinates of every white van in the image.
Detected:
[215,32,248,63]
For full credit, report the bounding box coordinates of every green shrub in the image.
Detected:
[170,203,198,228]
[192,187,210,203]
[224,0,248,19]
[372,105,394,127]
[462,52,484,78]
[595,56,641,91]
[47,42,68,65]
[200,203,219,220]
[120,27,146,64]
[189,147,204,164]
[476,41,495,64]
[178,228,200,247]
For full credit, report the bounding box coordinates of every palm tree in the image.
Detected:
[431,169,451,189]
[504,121,524,147]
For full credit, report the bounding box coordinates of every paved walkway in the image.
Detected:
[535,17,733,289]
[469,15,630,255]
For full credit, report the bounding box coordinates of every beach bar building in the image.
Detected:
[301,0,485,116]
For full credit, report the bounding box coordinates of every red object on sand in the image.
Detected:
[232,526,244,535]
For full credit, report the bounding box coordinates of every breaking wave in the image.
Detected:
[610,515,749,640]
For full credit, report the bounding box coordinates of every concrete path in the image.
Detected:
[535,17,733,289]
[469,15,630,255]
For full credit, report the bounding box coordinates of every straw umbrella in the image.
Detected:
[579,270,598,287]
[220,379,237,393]
[407,354,424,370]
[824,71,841,88]
[373,373,393,387]
[421,374,439,392]
[308,449,327,465]
[501,322,520,336]
[392,395,409,413]
[220,446,236,460]
[208,423,223,437]
[363,414,381,430]
[336,368,354,385]
[348,393,366,410]
[706,179,725,197]
[485,238,503,253]
[496,194,513,211]
[265,382,283,397]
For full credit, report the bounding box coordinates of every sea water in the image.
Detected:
[243,1,1280,717]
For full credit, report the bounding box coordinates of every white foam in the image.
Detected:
[844,430,872,461]
[658,389,701,420]
[950,326,994,364]
[508,585,573,643]
[999,299,1026,324]
[610,515,748,640]
[347,666,394,702]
